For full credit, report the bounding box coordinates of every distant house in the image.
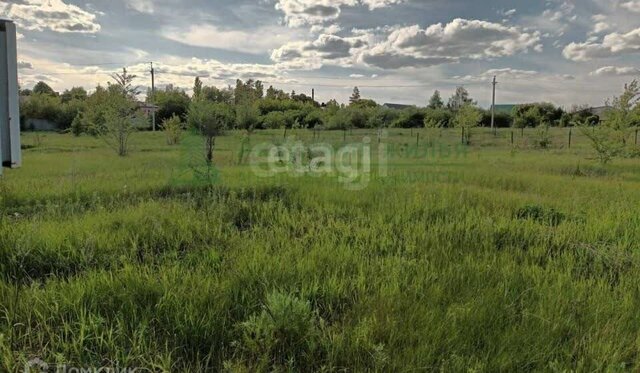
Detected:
[383,103,414,110]
[581,106,610,117]
[137,102,159,117]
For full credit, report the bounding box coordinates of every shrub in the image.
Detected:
[234,292,323,371]
[162,114,184,145]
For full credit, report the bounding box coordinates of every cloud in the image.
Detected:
[125,0,154,14]
[361,19,542,69]
[272,33,369,69]
[0,0,101,33]
[18,61,33,69]
[589,66,640,76]
[163,24,297,54]
[563,27,640,61]
[274,0,404,27]
[621,0,640,12]
[454,68,539,82]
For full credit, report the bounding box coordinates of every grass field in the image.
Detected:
[1,128,640,372]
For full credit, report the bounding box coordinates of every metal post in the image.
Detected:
[491,76,497,136]
[150,62,156,131]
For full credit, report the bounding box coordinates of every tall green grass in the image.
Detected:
[1,129,639,371]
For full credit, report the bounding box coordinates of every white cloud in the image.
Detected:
[563,27,640,61]
[125,0,154,14]
[454,68,539,82]
[162,24,297,54]
[589,66,640,76]
[272,33,370,69]
[361,19,542,69]
[0,0,101,33]
[621,0,640,12]
[274,0,404,27]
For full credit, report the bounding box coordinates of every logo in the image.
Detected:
[24,358,48,372]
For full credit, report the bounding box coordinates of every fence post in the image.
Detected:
[568,128,572,149]
[416,132,420,147]
[511,130,514,145]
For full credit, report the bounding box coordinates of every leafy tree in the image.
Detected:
[20,93,61,123]
[453,104,482,145]
[61,87,87,103]
[392,107,425,128]
[193,77,203,101]
[265,86,289,100]
[262,111,287,129]
[153,87,191,123]
[447,86,474,111]
[604,80,640,145]
[351,99,378,109]
[349,87,361,105]
[513,103,563,128]
[187,101,234,165]
[424,108,452,128]
[202,85,234,104]
[236,104,261,135]
[92,86,142,156]
[32,81,56,96]
[428,90,444,109]
[580,122,623,164]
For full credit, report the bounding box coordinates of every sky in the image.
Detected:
[1,0,640,107]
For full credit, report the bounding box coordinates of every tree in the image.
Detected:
[236,104,261,135]
[187,101,234,165]
[453,104,482,145]
[424,108,452,128]
[32,81,56,96]
[61,87,87,103]
[351,99,377,109]
[152,87,191,123]
[193,77,203,101]
[349,87,361,105]
[447,86,474,111]
[604,80,640,145]
[202,85,234,104]
[110,68,140,99]
[428,90,444,109]
[582,80,640,162]
[93,88,142,156]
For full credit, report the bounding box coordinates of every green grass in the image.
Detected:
[1,128,640,371]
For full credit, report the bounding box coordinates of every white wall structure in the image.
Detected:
[0,18,21,175]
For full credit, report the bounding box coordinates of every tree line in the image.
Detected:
[20,76,613,134]
[18,74,640,162]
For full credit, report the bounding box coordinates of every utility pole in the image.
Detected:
[491,75,497,135]
[312,88,315,102]
[150,62,156,131]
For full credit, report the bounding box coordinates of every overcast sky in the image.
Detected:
[2,0,640,107]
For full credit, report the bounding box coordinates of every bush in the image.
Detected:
[234,292,323,371]
[162,115,184,145]
[262,111,286,129]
